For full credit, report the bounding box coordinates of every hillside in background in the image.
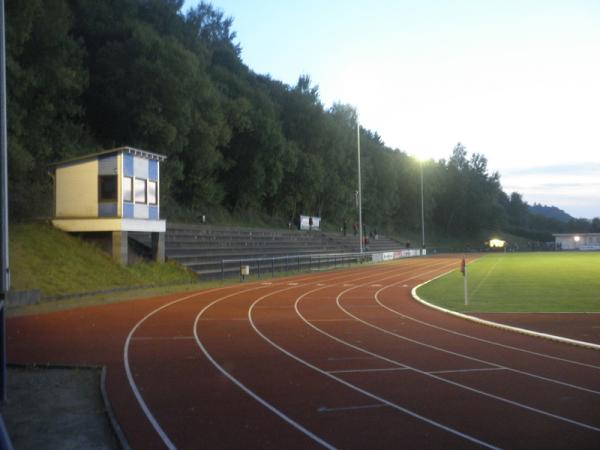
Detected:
[529,204,574,223]
[6,0,598,239]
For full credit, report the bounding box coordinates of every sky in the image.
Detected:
[183,0,600,219]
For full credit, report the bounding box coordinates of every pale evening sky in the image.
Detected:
[184,0,600,219]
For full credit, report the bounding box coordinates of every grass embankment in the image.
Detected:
[10,222,198,297]
[417,252,600,313]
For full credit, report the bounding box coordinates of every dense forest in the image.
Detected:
[6,0,598,239]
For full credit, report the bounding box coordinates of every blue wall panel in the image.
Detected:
[148,160,158,181]
[98,203,117,217]
[123,202,134,218]
[123,153,134,177]
[149,205,159,220]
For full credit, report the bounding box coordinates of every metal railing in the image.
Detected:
[221,249,421,281]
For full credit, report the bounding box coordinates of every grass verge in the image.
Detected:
[416,252,600,313]
[9,222,198,297]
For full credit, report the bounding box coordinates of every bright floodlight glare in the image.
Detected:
[489,238,506,248]
[574,235,581,242]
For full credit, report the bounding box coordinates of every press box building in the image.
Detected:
[51,147,166,264]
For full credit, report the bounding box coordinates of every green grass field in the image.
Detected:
[417,252,600,313]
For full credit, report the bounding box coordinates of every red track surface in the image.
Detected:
[8,256,600,449]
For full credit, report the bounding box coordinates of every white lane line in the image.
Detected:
[323,280,600,432]
[428,368,507,375]
[122,260,438,450]
[469,256,503,300]
[310,319,355,322]
[329,367,410,374]
[356,284,600,395]
[327,356,377,361]
[376,286,600,370]
[248,283,500,449]
[193,284,339,450]
[124,284,270,450]
[317,404,387,413]
[346,305,381,308]
[410,272,600,353]
[187,268,395,449]
[197,318,248,321]
[132,336,195,341]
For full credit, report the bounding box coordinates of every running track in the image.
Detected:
[8,256,600,449]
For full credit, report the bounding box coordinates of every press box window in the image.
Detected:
[99,175,117,202]
[123,176,133,202]
[148,181,158,205]
[134,178,147,203]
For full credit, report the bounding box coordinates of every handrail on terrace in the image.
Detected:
[220,249,420,281]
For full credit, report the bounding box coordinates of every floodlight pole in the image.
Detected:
[0,0,9,404]
[420,159,425,255]
[357,116,363,254]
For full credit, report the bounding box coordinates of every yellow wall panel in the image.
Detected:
[55,159,98,217]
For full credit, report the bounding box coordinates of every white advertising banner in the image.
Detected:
[300,215,321,231]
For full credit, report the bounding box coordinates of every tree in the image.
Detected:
[6,0,88,218]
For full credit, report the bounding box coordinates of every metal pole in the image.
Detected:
[420,160,425,255]
[357,115,363,254]
[0,0,9,405]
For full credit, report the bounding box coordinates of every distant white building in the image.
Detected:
[553,233,600,251]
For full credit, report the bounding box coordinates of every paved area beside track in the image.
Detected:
[7,256,600,449]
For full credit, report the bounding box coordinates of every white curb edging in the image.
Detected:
[411,273,600,352]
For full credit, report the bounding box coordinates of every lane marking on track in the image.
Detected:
[327,356,377,361]
[122,259,420,450]
[409,273,600,355]
[374,278,600,370]
[248,276,501,449]
[132,336,195,341]
[344,305,382,309]
[193,284,340,450]
[317,275,600,431]
[288,282,299,286]
[317,404,387,413]
[357,284,600,394]
[310,319,355,322]
[188,263,432,449]
[329,367,410,374]
[197,317,248,321]
[428,368,508,375]
[124,283,272,450]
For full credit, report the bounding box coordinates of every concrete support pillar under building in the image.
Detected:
[112,231,128,265]
[152,232,165,263]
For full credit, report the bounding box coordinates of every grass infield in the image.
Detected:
[417,252,600,313]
